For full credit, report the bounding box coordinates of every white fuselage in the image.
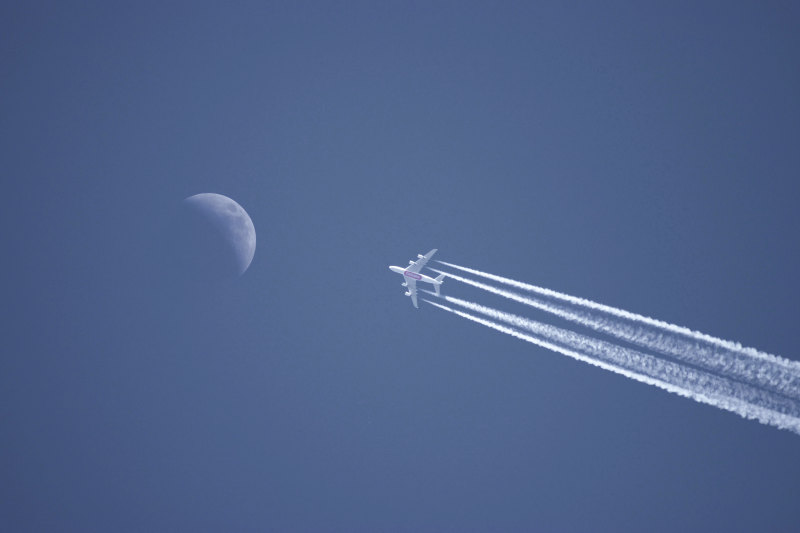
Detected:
[389,249,443,307]
[389,265,439,285]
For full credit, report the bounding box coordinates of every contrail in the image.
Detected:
[423,297,800,435]
[431,267,800,400]
[437,261,795,368]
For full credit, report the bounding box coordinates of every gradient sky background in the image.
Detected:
[3,2,800,531]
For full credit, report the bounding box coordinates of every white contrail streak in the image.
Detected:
[431,267,800,400]
[423,297,800,435]
[437,261,796,368]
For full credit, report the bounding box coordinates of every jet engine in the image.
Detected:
[404,291,411,296]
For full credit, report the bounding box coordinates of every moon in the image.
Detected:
[183,193,256,276]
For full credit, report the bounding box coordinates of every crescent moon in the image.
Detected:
[183,193,256,276]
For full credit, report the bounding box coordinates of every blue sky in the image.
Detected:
[3,2,800,531]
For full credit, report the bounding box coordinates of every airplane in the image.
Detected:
[389,249,445,308]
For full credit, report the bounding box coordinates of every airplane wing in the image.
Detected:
[405,249,437,274]
[406,277,418,308]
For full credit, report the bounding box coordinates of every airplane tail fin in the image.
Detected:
[434,273,445,296]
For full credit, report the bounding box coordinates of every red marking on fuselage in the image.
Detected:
[404,271,422,280]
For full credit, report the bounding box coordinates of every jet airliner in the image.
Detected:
[389,249,445,308]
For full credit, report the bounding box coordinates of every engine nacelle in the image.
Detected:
[409,260,415,265]
[401,282,408,287]
[404,291,411,296]
[417,254,425,259]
